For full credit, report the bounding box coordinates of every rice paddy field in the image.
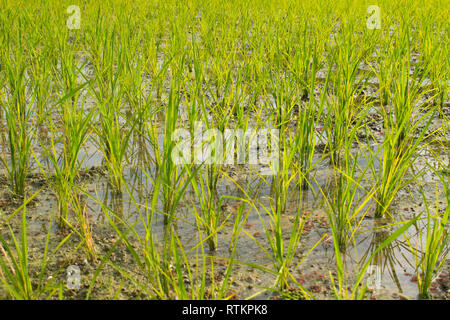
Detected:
[0,0,448,300]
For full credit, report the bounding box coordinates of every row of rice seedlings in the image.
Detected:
[160,78,190,226]
[186,164,222,252]
[313,51,376,248]
[181,21,259,249]
[82,165,239,299]
[242,116,324,295]
[144,53,173,171]
[292,34,327,191]
[323,23,373,168]
[33,45,95,228]
[120,30,158,137]
[371,14,401,108]
[86,22,136,196]
[265,30,299,216]
[70,192,97,262]
[271,123,295,217]
[219,168,314,297]
[417,10,449,115]
[367,43,438,218]
[186,39,243,250]
[28,45,53,123]
[182,193,253,299]
[187,127,227,251]
[150,62,202,293]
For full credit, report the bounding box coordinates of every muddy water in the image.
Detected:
[3,138,446,299]
[0,62,448,300]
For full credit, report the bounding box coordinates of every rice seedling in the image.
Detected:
[186,62,246,250]
[187,166,223,252]
[329,216,418,300]
[290,35,327,190]
[70,193,97,262]
[318,94,376,249]
[28,48,53,121]
[359,220,403,293]
[404,172,449,299]
[83,19,138,195]
[321,159,377,250]
[323,23,373,167]
[81,165,239,300]
[159,79,190,226]
[366,49,438,217]
[0,190,70,299]
[33,79,94,228]
[0,44,35,198]
[264,49,301,216]
[167,201,246,300]
[415,8,449,116]
[247,187,323,293]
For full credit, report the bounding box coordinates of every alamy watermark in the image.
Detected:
[170,122,280,175]
[66,5,81,30]
[67,265,81,290]
[366,265,382,291]
[366,5,381,30]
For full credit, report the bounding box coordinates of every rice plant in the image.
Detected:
[329,216,418,300]
[0,191,69,299]
[33,79,94,228]
[0,44,35,198]
[368,50,438,217]
[404,172,449,299]
[324,27,372,167]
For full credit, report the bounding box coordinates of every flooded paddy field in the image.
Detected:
[0,0,448,300]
